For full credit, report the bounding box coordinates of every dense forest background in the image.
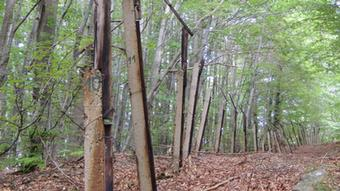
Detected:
[0,0,339,174]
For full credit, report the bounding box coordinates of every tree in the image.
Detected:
[173,28,189,172]
[195,84,213,153]
[83,0,113,190]
[122,0,157,190]
[182,59,203,158]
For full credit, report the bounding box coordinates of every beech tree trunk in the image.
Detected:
[113,83,128,152]
[148,5,170,106]
[0,0,16,87]
[173,28,188,172]
[0,0,16,139]
[195,85,213,152]
[253,93,259,152]
[183,59,203,158]
[267,131,272,152]
[122,0,157,190]
[32,0,58,162]
[83,70,105,191]
[214,99,225,153]
[242,111,247,152]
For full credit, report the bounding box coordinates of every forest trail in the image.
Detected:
[0,143,339,191]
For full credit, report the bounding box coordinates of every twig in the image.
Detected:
[320,152,328,165]
[40,138,80,189]
[51,159,79,188]
[13,0,42,35]
[204,176,239,191]
[163,0,193,36]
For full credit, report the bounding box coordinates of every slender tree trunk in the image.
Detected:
[113,83,128,152]
[242,111,247,152]
[183,59,203,158]
[214,99,225,153]
[266,94,273,152]
[0,0,16,134]
[173,28,188,172]
[230,108,238,153]
[195,85,213,153]
[0,0,16,87]
[122,1,157,190]
[148,5,170,106]
[252,92,259,152]
[274,131,282,153]
[32,0,58,162]
[267,131,272,152]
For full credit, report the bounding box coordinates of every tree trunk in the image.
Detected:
[84,0,113,190]
[267,131,272,152]
[0,0,16,144]
[0,0,16,87]
[230,108,238,153]
[195,85,213,153]
[182,59,203,158]
[242,111,247,152]
[252,90,258,152]
[148,5,170,106]
[113,83,128,152]
[32,0,58,162]
[173,28,188,172]
[83,70,105,191]
[214,99,225,153]
[122,1,157,190]
[94,0,114,189]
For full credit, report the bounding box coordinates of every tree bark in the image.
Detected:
[122,0,157,190]
[252,93,259,152]
[84,0,113,190]
[195,85,213,152]
[267,131,272,152]
[214,99,225,153]
[0,0,16,87]
[173,28,188,172]
[0,0,16,144]
[83,70,105,191]
[94,0,114,189]
[182,59,203,158]
[242,111,247,152]
[113,83,128,152]
[148,4,170,107]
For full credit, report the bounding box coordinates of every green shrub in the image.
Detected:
[16,155,44,173]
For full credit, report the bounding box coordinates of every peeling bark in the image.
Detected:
[83,69,105,191]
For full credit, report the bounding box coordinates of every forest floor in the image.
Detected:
[0,143,339,191]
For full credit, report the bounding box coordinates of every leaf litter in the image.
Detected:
[0,143,339,191]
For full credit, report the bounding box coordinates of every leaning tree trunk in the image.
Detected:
[122,0,157,190]
[195,85,213,153]
[0,0,16,87]
[183,59,203,158]
[214,99,225,153]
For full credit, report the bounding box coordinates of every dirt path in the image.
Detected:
[1,143,339,191]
